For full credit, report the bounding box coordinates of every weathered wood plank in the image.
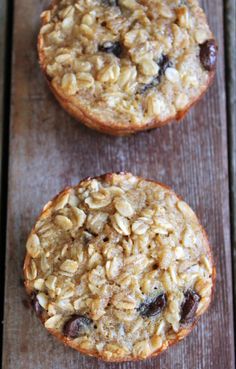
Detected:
[225,0,236,311]
[0,0,7,209]
[0,0,8,355]
[2,0,235,369]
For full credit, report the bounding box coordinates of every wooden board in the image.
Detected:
[0,0,8,356]
[0,0,7,215]
[2,0,235,368]
[225,0,236,306]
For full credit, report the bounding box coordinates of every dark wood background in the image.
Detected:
[0,0,235,368]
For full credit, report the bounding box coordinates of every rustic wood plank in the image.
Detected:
[0,0,8,355]
[0,0,7,213]
[225,0,236,311]
[2,0,235,368]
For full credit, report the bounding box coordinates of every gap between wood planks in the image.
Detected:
[0,0,14,365]
[224,0,236,344]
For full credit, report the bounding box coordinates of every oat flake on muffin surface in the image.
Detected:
[38,0,217,135]
[24,173,215,361]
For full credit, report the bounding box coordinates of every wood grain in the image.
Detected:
[0,0,7,211]
[225,0,236,309]
[0,0,8,361]
[2,1,235,369]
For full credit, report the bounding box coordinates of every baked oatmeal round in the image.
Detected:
[24,173,215,361]
[38,0,218,135]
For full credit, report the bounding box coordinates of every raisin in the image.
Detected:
[158,54,172,76]
[63,315,92,339]
[138,78,159,94]
[102,0,119,6]
[138,55,172,94]
[98,41,122,57]
[138,293,167,317]
[31,294,44,317]
[180,289,200,324]
[200,39,217,71]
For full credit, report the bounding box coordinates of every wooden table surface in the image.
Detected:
[0,1,235,368]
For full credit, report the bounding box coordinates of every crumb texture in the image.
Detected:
[24,173,213,361]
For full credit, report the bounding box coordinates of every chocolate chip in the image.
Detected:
[31,294,44,317]
[180,289,200,324]
[200,39,217,71]
[63,315,92,339]
[138,293,167,317]
[98,41,122,57]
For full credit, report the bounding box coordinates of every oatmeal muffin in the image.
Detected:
[24,173,215,361]
[38,0,218,135]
